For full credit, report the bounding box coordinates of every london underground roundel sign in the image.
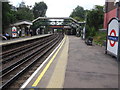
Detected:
[12,26,17,32]
[108,29,118,47]
[12,26,17,37]
[107,18,119,56]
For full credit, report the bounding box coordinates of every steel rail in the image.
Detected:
[0,35,53,59]
[1,35,56,64]
[1,34,63,89]
[0,35,59,75]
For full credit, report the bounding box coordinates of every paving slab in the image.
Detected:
[0,34,51,46]
[64,36,118,88]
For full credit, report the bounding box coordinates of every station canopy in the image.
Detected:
[12,20,33,26]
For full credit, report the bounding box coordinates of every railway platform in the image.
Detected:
[20,35,118,89]
[0,34,51,46]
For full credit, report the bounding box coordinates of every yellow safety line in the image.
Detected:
[32,36,66,87]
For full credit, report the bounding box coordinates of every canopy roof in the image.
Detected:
[13,21,33,26]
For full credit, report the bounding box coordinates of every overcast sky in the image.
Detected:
[9,0,105,17]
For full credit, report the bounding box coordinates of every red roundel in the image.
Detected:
[109,29,116,47]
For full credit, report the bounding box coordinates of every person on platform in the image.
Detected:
[30,29,33,36]
[4,33,10,40]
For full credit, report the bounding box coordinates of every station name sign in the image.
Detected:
[106,18,120,61]
[108,36,118,41]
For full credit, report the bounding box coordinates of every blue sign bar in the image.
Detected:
[108,36,118,42]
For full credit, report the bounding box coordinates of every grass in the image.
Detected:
[93,31,107,46]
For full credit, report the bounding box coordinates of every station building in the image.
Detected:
[3,20,33,38]
[104,0,120,29]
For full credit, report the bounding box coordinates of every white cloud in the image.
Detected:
[9,0,105,17]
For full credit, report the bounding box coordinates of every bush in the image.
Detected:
[93,31,106,46]
[86,26,96,38]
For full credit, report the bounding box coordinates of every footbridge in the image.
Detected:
[31,17,85,35]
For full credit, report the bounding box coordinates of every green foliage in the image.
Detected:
[63,19,71,26]
[84,5,105,46]
[19,1,26,8]
[86,25,96,37]
[70,5,104,39]
[33,2,48,18]
[93,31,106,45]
[15,1,34,21]
[31,19,49,31]
[2,2,18,30]
[70,5,85,21]
[88,5,104,29]
[2,2,11,29]
[2,2,34,30]
[2,1,47,31]
[86,5,104,37]
[16,6,34,21]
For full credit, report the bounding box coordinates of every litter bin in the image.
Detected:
[85,37,93,45]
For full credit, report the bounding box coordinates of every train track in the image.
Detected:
[0,35,53,64]
[0,34,64,89]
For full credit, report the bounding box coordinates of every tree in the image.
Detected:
[2,1,34,31]
[19,1,26,8]
[2,2,17,30]
[87,5,104,30]
[70,6,85,21]
[16,1,34,21]
[33,2,48,18]
[86,5,104,37]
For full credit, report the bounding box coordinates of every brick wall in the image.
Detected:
[104,1,120,29]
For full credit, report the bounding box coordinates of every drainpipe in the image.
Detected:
[116,0,120,19]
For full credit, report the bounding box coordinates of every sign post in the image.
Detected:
[106,18,120,61]
[117,20,120,61]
